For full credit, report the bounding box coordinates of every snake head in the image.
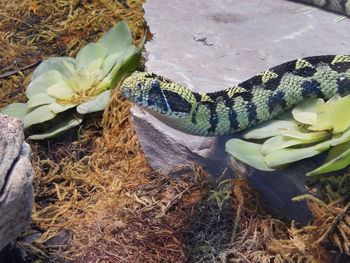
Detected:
[121,71,194,118]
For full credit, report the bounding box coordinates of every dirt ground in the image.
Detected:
[1,1,350,262]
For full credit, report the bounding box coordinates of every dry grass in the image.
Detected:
[28,91,211,262]
[1,1,350,262]
[186,177,350,263]
[0,2,211,261]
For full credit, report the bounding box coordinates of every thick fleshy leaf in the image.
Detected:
[292,98,323,125]
[327,95,342,104]
[265,140,331,168]
[308,101,332,131]
[307,142,350,176]
[329,95,350,134]
[329,128,350,146]
[308,122,333,131]
[87,58,104,74]
[243,119,298,139]
[27,115,83,140]
[101,31,146,89]
[22,105,56,128]
[261,136,304,155]
[99,21,133,55]
[27,93,56,108]
[101,53,120,78]
[326,141,350,163]
[46,80,75,100]
[226,139,275,171]
[66,69,96,93]
[108,45,139,87]
[101,26,145,78]
[48,103,77,114]
[0,103,30,120]
[280,129,330,142]
[75,43,107,70]
[77,90,111,114]
[31,57,75,80]
[26,70,65,98]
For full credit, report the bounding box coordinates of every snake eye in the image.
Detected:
[136,81,144,89]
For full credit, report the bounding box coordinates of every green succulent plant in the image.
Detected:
[226,95,350,176]
[1,21,145,140]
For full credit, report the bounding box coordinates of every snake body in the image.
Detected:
[121,55,350,136]
[121,0,350,136]
[297,0,350,16]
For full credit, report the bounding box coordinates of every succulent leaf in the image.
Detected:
[280,129,330,142]
[48,103,77,114]
[0,103,30,120]
[108,45,139,87]
[308,122,333,132]
[226,139,275,171]
[264,140,332,168]
[87,58,104,73]
[325,141,350,163]
[26,70,65,98]
[101,53,121,77]
[329,128,350,146]
[75,43,107,70]
[99,21,133,55]
[291,98,322,125]
[32,57,75,80]
[105,31,146,89]
[27,115,83,140]
[77,90,111,114]
[46,80,75,100]
[261,135,304,155]
[326,95,342,104]
[307,142,350,176]
[66,69,96,93]
[0,20,143,140]
[329,96,350,134]
[243,119,298,139]
[27,93,56,108]
[22,105,56,128]
[227,94,350,176]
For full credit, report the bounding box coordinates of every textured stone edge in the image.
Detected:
[0,142,34,251]
[131,106,231,176]
[0,115,25,192]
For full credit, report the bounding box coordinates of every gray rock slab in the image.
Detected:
[0,115,24,192]
[132,0,350,223]
[0,115,34,251]
[143,0,350,92]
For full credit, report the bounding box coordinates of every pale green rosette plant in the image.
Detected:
[1,21,145,140]
[226,95,350,176]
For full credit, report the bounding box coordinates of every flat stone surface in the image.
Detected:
[133,0,350,223]
[144,0,350,92]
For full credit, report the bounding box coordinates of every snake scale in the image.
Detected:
[121,0,350,137]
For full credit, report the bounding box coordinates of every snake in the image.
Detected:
[121,1,350,137]
[296,0,350,16]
